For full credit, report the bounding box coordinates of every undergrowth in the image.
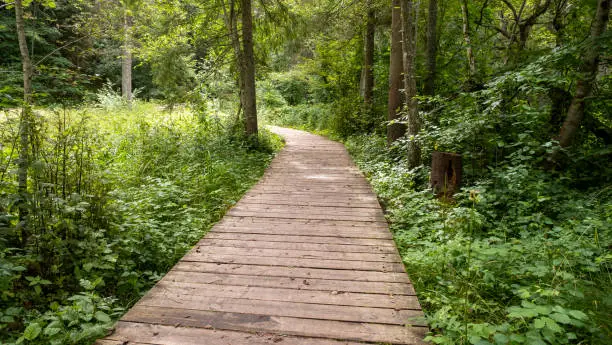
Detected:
[0,102,282,344]
[345,135,611,345]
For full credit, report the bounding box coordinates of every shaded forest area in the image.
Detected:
[0,0,611,344]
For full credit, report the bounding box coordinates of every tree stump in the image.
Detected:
[430,151,462,198]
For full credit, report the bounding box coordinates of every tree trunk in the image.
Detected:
[424,0,438,96]
[401,0,421,167]
[430,151,462,199]
[558,0,610,148]
[361,0,375,107]
[460,0,476,88]
[221,0,245,122]
[241,0,258,137]
[122,11,133,103]
[15,0,33,247]
[387,0,406,144]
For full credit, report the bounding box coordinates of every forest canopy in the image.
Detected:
[0,0,610,344]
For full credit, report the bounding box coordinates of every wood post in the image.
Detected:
[430,151,462,198]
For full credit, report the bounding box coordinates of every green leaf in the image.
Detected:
[542,317,563,333]
[568,310,588,320]
[534,318,546,329]
[508,306,538,319]
[493,333,509,345]
[94,311,111,323]
[1,315,14,323]
[44,320,62,336]
[534,305,551,315]
[23,323,42,340]
[550,312,572,324]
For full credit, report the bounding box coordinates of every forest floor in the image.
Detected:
[98,127,427,345]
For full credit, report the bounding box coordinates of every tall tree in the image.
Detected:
[14,0,33,246]
[460,0,476,88]
[424,0,438,96]
[387,0,406,144]
[241,0,257,136]
[401,0,421,167]
[222,0,258,137]
[121,3,133,102]
[360,0,375,108]
[557,0,610,148]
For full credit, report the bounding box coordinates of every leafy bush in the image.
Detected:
[0,103,280,343]
[345,135,611,345]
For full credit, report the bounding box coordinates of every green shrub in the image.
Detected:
[0,103,281,343]
[344,134,611,345]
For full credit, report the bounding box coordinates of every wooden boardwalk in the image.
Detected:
[98,127,426,345]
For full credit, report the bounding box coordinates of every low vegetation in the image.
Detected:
[0,97,281,343]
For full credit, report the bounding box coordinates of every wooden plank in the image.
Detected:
[255,184,373,191]
[248,188,377,196]
[121,305,428,344]
[172,262,410,283]
[257,178,369,184]
[181,253,405,272]
[197,238,398,253]
[239,197,381,208]
[230,205,384,217]
[260,179,365,184]
[164,270,416,295]
[204,232,395,246]
[189,245,401,263]
[150,281,420,309]
[243,193,378,201]
[211,226,393,239]
[104,322,364,345]
[227,210,384,222]
[96,341,152,345]
[137,291,424,325]
[217,216,389,229]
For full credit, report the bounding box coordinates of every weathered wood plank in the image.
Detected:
[211,226,393,239]
[217,216,388,227]
[189,245,401,262]
[172,262,410,283]
[121,305,428,344]
[137,291,423,324]
[231,204,384,217]
[103,322,364,345]
[205,232,395,246]
[163,270,416,294]
[227,210,385,222]
[148,281,421,309]
[181,253,406,272]
[197,238,397,253]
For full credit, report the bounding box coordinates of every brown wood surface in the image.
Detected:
[97,127,426,344]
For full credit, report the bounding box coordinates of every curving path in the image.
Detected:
[98,127,426,345]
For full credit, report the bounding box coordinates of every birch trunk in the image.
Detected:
[15,0,33,246]
[122,11,133,103]
[460,0,476,85]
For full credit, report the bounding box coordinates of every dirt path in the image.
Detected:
[98,127,426,345]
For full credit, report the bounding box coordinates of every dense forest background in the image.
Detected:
[0,0,610,344]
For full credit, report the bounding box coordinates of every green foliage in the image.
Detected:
[0,103,280,343]
[345,135,611,345]
[13,279,121,345]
